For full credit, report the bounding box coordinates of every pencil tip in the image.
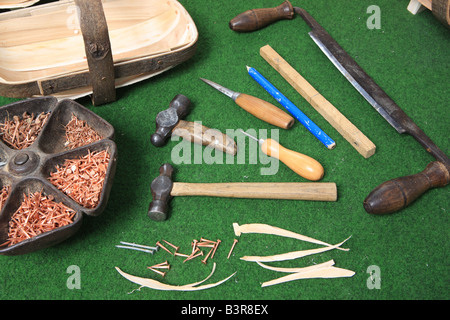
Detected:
[246,65,250,71]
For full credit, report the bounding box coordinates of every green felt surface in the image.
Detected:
[0,0,448,302]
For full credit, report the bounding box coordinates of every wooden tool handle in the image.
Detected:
[432,0,450,28]
[363,161,450,214]
[171,182,337,201]
[173,120,237,155]
[235,93,294,129]
[261,139,324,181]
[229,0,294,32]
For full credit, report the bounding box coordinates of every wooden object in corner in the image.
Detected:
[408,0,449,27]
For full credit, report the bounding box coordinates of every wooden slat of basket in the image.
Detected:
[0,0,198,102]
[0,7,192,81]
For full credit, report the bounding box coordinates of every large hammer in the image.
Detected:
[151,94,237,155]
[148,163,337,221]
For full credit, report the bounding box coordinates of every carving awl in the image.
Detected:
[239,130,324,181]
[229,1,449,214]
[200,78,294,129]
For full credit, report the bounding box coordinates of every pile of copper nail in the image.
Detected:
[64,114,103,150]
[157,238,222,265]
[48,149,110,209]
[0,185,10,210]
[0,191,76,247]
[0,112,50,150]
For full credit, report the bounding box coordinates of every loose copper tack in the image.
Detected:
[211,239,221,259]
[147,267,166,277]
[201,247,213,265]
[162,239,179,252]
[227,239,238,259]
[156,241,173,255]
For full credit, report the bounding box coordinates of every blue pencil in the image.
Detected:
[247,66,336,149]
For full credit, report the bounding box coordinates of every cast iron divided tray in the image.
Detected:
[0,97,117,255]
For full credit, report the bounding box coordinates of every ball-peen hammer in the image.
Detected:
[148,163,337,221]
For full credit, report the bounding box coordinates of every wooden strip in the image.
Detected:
[75,0,115,105]
[260,44,376,158]
[171,182,337,201]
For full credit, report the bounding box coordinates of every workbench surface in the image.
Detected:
[0,0,448,305]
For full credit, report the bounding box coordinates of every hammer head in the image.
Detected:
[148,163,174,221]
[151,94,191,147]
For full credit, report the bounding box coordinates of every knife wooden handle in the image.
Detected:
[235,93,294,129]
[229,1,294,32]
[363,161,450,214]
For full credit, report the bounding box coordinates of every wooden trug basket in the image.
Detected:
[0,0,198,105]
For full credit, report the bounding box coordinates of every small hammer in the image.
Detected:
[148,163,337,221]
[151,94,237,155]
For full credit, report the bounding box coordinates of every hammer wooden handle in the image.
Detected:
[173,120,237,155]
[229,0,294,32]
[364,161,450,214]
[171,182,337,201]
[235,93,294,129]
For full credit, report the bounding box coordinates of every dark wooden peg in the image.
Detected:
[229,0,294,32]
[151,94,191,147]
[148,163,174,221]
[363,161,450,215]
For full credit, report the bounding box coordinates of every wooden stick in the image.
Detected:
[171,182,337,201]
[260,45,376,158]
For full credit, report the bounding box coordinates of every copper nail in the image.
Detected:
[227,239,238,259]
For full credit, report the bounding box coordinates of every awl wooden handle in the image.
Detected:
[229,0,294,32]
[171,182,337,201]
[363,161,450,214]
[235,94,294,129]
[261,139,324,181]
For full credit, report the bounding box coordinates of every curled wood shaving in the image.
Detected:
[261,265,355,287]
[115,263,236,291]
[256,259,336,273]
[233,223,349,251]
[240,236,351,262]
